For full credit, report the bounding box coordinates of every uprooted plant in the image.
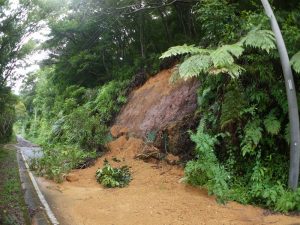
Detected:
[96,159,132,188]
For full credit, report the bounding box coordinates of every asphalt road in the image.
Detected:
[15,135,58,225]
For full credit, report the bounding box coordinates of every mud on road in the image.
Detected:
[32,136,300,225]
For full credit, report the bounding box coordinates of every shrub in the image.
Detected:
[96,160,132,188]
[184,119,229,203]
[30,145,96,182]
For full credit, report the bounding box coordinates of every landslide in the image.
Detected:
[35,69,300,225]
[114,68,199,157]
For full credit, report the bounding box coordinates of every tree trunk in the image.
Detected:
[139,11,145,59]
[261,0,300,190]
[156,0,170,44]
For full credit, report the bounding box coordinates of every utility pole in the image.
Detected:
[261,0,300,190]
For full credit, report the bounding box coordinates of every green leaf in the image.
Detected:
[178,54,213,79]
[240,29,276,53]
[291,51,300,74]
[241,119,262,156]
[210,44,244,67]
[209,64,245,78]
[160,44,210,59]
[264,114,281,135]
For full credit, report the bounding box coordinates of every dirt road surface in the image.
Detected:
[28,136,300,225]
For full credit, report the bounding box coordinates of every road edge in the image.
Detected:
[17,147,59,225]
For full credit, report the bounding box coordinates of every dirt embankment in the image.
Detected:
[115,68,199,157]
[116,69,199,135]
[35,69,300,225]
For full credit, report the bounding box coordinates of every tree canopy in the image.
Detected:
[2,0,300,213]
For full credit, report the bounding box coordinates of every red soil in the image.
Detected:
[37,136,300,225]
[115,68,199,137]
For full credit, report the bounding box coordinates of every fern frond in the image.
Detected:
[263,114,281,135]
[178,54,213,79]
[209,64,245,78]
[240,29,276,53]
[160,44,210,59]
[220,83,246,129]
[169,65,180,84]
[211,44,244,67]
[241,119,262,156]
[291,51,300,73]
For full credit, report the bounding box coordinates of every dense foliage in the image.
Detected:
[11,0,300,212]
[0,0,42,143]
[17,0,201,180]
[162,0,300,212]
[29,145,96,182]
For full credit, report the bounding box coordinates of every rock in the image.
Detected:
[66,173,79,182]
[110,125,129,138]
[135,145,163,162]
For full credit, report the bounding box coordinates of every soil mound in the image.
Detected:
[114,68,199,156]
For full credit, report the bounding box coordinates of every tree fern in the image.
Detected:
[239,29,276,53]
[178,55,212,79]
[291,51,300,73]
[160,44,210,59]
[161,29,276,79]
[208,64,245,78]
[210,44,244,67]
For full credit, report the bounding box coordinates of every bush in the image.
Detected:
[184,73,300,212]
[23,78,131,183]
[30,145,96,182]
[92,80,129,124]
[96,160,132,188]
[184,119,229,203]
[62,106,109,150]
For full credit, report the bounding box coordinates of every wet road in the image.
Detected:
[16,135,43,160]
[15,135,58,225]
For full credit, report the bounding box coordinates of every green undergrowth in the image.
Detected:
[0,146,30,225]
[184,120,300,212]
[29,145,96,182]
[183,71,300,213]
[96,159,132,188]
[20,79,129,182]
[160,2,300,211]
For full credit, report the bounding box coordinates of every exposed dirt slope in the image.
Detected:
[37,136,300,225]
[115,68,199,138]
[35,70,300,225]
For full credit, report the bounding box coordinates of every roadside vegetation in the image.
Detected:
[0,146,30,225]
[159,0,300,212]
[1,0,300,214]
[96,159,132,188]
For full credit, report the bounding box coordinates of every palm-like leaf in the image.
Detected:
[240,29,276,53]
[179,55,213,80]
[291,51,300,73]
[209,64,245,78]
[160,28,276,79]
[211,44,244,67]
[160,44,210,59]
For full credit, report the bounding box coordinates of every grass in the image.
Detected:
[0,145,30,225]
